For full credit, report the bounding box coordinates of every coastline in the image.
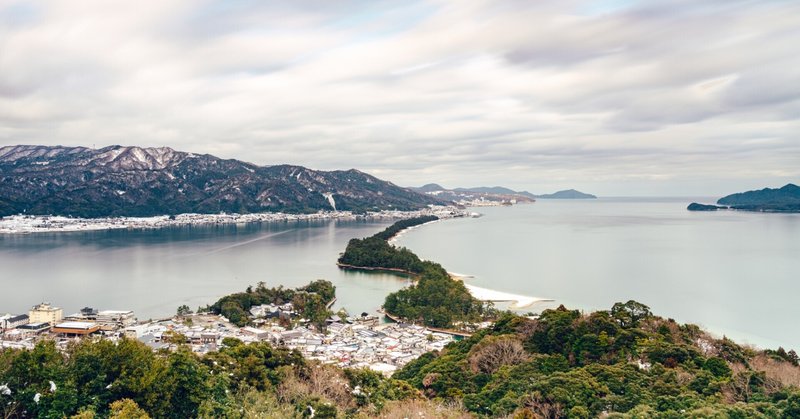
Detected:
[448,272,552,309]
[336,263,416,277]
[0,206,468,234]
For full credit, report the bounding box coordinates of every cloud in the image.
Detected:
[0,0,798,195]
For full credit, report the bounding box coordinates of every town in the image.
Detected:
[0,301,455,376]
[0,205,475,234]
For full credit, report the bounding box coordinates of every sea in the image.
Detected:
[1,198,798,350]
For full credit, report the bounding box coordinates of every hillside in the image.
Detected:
[716,184,800,212]
[0,145,443,217]
[394,302,800,417]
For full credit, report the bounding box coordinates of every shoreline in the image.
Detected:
[336,263,416,277]
[0,206,468,234]
[449,272,552,309]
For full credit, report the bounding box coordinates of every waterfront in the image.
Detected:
[395,198,800,350]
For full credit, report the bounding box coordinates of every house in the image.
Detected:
[0,314,29,330]
[241,326,269,340]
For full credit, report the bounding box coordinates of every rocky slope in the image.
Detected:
[0,145,444,217]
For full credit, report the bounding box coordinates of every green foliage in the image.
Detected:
[210,280,335,328]
[337,216,490,329]
[337,216,438,274]
[393,302,800,417]
[176,304,192,317]
[383,262,491,329]
[0,337,417,418]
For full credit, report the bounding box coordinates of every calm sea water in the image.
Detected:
[0,219,406,320]
[395,198,800,350]
[2,199,798,350]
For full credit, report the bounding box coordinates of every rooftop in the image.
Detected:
[54,322,98,330]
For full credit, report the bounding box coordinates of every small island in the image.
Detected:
[689,183,800,213]
[687,202,726,211]
[535,189,597,199]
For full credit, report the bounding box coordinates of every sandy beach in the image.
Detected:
[449,272,553,309]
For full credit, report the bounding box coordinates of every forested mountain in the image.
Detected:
[0,145,443,217]
[716,183,800,212]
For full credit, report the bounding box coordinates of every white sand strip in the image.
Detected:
[463,284,553,309]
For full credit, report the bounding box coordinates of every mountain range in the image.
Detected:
[0,145,443,218]
[411,184,596,202]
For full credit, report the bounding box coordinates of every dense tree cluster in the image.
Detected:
[383,263,492,329]
[337,216,438,274]
[0,337,429,418]
[393,302,800,418]
[208,280,336,329]
[337,216,490,329]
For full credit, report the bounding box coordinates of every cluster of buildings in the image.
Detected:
[0,206,470,234]
[1,303,136,349]
[125,312,453,375]
[1,301,455,376]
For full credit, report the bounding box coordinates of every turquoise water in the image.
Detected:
[395,198,800,350]
[0,219,405,320]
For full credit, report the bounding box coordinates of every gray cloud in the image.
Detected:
[0,0,798,196]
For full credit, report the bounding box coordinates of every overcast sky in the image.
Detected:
[1,0,798,196]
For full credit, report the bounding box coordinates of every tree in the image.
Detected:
[468,335,529,374]
[610,300,652,328]
[176,305,192,317]
[109,399,150,418]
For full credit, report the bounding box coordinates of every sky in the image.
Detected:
[0,0,798,196]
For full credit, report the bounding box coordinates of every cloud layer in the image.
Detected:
[1,0,798,195]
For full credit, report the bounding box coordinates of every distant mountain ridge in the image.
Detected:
[688,184,800,213]
[409,184,536,204]
[0,145,443,217]
[411,184,596,201]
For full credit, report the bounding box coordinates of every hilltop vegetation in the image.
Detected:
[394,302,800,418]
[338,217,492,329]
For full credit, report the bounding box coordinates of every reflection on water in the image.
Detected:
[0,219,406,319]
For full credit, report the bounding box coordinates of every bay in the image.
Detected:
[0,219,405,320]
[395,198,800,351]
[2,198,798,351]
